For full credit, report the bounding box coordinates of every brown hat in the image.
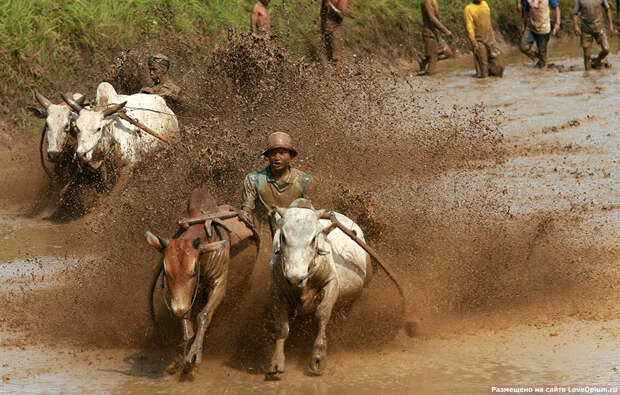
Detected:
[262,132,297,157]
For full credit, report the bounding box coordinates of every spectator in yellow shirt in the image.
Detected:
[464,0,505,78]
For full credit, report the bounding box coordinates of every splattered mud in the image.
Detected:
[0,36,618,394]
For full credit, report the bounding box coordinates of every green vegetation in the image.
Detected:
[0,0,606,94]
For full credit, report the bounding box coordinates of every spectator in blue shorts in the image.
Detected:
[519,0,561,68]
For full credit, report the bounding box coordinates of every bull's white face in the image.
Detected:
[44,104,74,161]
[75,110,116,164]
[277,208,329,287]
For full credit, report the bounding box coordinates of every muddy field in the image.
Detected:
[0,36,619,394]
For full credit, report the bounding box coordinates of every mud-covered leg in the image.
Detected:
[309,280,338,375]
[182,318,195,344]
[269,296,290,374]
[584,47,592,70]
[166,318,195,375]
[185,277,227,365]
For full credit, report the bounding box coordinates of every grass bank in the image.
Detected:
[0,0,600,129]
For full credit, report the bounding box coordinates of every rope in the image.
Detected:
[39,124,54,180]
[101,102,206,122]
[80,128,106,155]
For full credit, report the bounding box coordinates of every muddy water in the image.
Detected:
[2,44,620,394]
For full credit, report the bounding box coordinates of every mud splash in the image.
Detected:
[0,33,618,392]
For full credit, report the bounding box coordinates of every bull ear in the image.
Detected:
[27,106,47,119]
[144,230,168,251]
[191,237,201,249]
[199,239,229,253]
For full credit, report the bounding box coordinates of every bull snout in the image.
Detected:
[47,150,61,161]
[171,300,190,318]
[286,273,308,287]
[77,150,91,161]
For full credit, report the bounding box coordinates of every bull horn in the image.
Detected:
[102,101,126,117]
[34,90,52,109]
[61,93,84,113]
[74,93,87,106]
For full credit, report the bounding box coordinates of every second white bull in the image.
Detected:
[64,82,178,171]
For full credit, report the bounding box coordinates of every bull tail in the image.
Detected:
[149,259,164,329]
[327,213,417,337]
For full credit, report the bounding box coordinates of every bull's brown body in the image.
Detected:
[146,188,259,374]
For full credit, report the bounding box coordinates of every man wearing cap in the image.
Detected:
[140,54,182,105]
[240,132,314,235]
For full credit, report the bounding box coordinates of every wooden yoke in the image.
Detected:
[178,211,240,229]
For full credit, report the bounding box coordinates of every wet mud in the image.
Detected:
[1,35,619,393]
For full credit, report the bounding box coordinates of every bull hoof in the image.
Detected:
[308,357,325,376]
[165,355,184,375]
[185,342,203,366]
[180,365,195,382]
[404,320,417,337]
[268,358,285,375]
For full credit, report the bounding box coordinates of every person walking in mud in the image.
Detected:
[519,0,561,68]
[419,0,454,75]
[572,0,616,70]
[464,0,506,78]
[240,132,315,237]
[321,0,348,62]
[251,0,271,36]
[140,54,182,106]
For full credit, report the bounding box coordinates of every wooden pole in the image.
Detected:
[118,110,169,144]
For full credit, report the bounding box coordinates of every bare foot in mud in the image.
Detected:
[591,58,612,69]
[165,355,185,376]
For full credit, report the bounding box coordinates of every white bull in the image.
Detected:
[28,90,85,162]
[64,82,178,171]
[269,199,371,376]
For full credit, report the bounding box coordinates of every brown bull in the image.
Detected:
[145,188,259,371]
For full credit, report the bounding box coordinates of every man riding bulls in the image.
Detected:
[240,132,315,237]
[140,54,182,106]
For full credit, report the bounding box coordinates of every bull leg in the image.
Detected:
[182,317,195,343]
[309,280,338,376]
[269,297,290,374]
[185,277,227,365]
[165,318,195,375]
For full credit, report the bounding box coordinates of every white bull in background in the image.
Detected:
[63,82,178,173]
[268,199,372,376]
[28,90,86,162]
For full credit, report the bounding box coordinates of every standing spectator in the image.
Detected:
[464,0,506,78]
[520,0,561,68]
[321,0,348,62]
[573,0,616,70]
[251,0,271,36]
[419,0,454,75]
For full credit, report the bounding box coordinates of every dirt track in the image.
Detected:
[1,41,619,394]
